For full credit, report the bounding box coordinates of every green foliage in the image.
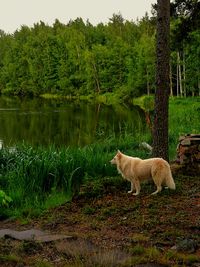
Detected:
[0,15,156,98]
[0,189,12,207]
[132,95,154,111]
[0,11,199,98]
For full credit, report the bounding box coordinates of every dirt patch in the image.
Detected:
[0,174,200,266]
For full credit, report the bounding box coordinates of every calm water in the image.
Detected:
[0,96,148,148]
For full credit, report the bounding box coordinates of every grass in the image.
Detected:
[169,97,200,159]
[128,245,199,266]
[0,254,23,265]
[0,135,148,218]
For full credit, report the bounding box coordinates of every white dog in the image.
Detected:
[110,150,175,195]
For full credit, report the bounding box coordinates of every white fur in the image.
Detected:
[110,150,175,195]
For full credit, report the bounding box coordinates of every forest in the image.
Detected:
[0,0,199,99]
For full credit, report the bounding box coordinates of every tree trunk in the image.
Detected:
[170,63,173,97]
[91,61,101,93]
[183,50,186,97]
[153,0,170,161]
[176,60,179,96]
[177,51,183,97]
[198,76,200,96]
[147,68,150,95]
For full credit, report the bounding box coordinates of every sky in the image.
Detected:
[0,0,157,34]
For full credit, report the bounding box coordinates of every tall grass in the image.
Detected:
[0,135,148,218]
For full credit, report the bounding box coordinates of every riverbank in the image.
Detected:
[40,91,128,105]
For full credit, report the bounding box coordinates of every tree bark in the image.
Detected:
[170,63,173,97]
[153,0,170,161]
[176,59,179,96]
[177,51,183,97]
[183,50,186,97]
[91,61,101,93]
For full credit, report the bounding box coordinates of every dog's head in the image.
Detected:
[110,150,122,165]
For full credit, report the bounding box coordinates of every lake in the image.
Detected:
[0,96,148,148]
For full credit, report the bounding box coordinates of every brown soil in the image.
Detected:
[0,173,200,267]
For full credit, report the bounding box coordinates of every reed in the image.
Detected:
[0,135,147,218]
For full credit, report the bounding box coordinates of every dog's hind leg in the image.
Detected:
[128,182,134,193]
[151,172,163,195]
[151,185,162,195]
[132,179,141,196]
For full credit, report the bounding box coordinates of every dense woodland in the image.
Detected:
[0,0,199,99]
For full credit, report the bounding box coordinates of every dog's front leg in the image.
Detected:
[128,181,134,193]
[132,179,141,196]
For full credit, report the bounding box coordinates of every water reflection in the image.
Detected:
[0,96,148,147]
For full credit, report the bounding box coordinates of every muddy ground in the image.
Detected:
[0,171,200,267]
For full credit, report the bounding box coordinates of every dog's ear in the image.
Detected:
[117,150,122,159]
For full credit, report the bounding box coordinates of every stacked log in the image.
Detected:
[176,134,200,164]
[176,134,200,174]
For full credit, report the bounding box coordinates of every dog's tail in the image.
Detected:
[165,169,176,190]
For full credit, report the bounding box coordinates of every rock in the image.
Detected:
[0,228,74,243]
[171,238,198,253]
[139,142,153,153]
